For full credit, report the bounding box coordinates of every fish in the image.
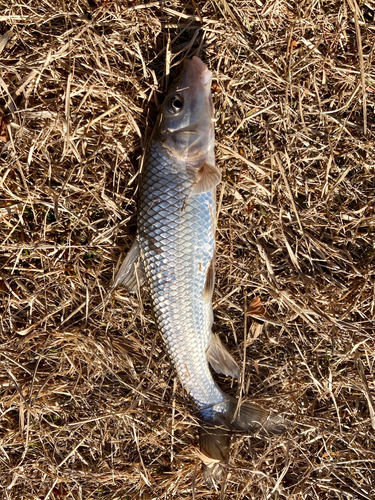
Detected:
[114,56,286,487]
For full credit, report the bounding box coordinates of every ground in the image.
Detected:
[0,1,375,499]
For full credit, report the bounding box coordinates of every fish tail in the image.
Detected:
[199,398,287,488]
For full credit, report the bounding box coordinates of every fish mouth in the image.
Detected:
[164,125,213,146]
[164,126,199,135]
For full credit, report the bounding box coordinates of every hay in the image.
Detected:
[0,0,374,498]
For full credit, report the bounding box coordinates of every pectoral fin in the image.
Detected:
[113,239,145,292]
[207,334,240,379]
[191,163,221,195]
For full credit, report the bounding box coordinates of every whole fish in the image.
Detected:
[115,56,285,486]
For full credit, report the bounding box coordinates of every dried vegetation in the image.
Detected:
[1,0,375,498]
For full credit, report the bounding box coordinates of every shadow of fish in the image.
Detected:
[114,56,287,487]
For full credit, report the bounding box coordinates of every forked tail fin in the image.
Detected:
[199,398,288,488]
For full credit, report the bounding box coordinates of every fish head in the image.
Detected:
[157,56,214,164]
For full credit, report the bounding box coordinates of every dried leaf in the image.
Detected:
[212,82,221,93]
[249,321,264,340]
[0,109,9,142]
[246,296,269,320]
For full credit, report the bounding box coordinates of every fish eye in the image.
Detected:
[168,95,183,114]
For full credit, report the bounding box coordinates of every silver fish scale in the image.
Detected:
[138,141,227,419]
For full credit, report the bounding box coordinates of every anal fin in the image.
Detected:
[207,334,240,379]
[113,239,145,292]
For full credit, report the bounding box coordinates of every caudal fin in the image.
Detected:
[199,398,288,488]
[199,422,231,488]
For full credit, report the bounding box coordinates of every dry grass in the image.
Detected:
[1,0,375,498]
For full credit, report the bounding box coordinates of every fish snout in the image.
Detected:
[192,56,211,85]
[182,56,212,87]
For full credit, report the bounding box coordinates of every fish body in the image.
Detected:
[115,56,285,485]
[138,134,225,420]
